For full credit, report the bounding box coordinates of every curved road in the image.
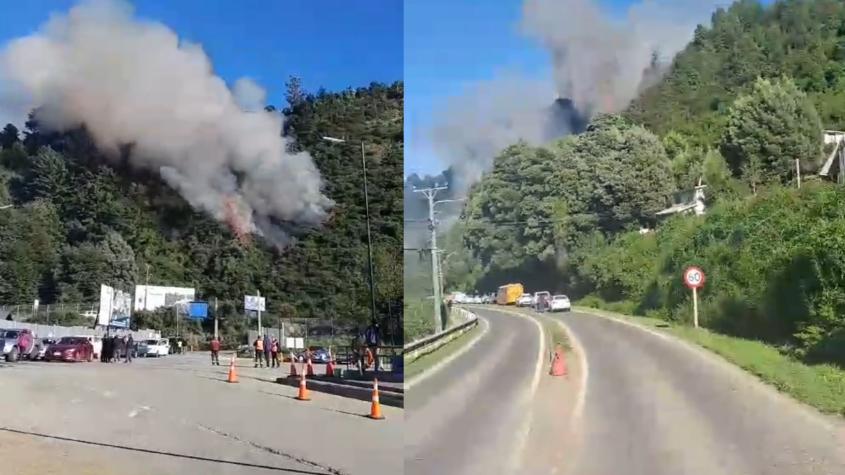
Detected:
[404,308,544,475]
[562,311,845,475]
[406,307,845,474]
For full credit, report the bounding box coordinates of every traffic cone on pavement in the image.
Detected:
[307,357,315,377]
[368,378,384,420]
[325,349,335,377]
[227,354,239,383]
[289,352,298,378]
[549,345,567,377]
[296,371,310,401]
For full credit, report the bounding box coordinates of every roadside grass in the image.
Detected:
[575,305,845,416]
[404,323,480,381]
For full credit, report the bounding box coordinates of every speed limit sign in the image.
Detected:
[683,266,706,289]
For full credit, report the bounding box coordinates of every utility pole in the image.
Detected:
[321,136,378,326]
[214,297,218,340]
[796,158,802,189]
[257,289,262,336]
[413,184,448,332]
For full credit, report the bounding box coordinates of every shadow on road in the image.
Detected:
[0,427,329,474]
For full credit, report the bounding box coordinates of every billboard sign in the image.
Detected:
[188,301,208,320]
[244,295,266,312]
[134,285,196,312]
[98,284,132,328]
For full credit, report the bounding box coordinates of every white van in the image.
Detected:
[139,338,170,357]
[73,335,102,359]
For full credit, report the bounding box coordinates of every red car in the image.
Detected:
[44,337,94,362]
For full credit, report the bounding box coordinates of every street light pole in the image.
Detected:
[322,136,378,325]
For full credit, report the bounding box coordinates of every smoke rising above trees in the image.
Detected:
[0,0,331,246]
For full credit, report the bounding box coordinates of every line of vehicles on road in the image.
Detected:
[449,283,571,313]
[1,328,172,363]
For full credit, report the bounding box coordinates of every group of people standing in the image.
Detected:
[253,334,281,368]
[101,334,134,363]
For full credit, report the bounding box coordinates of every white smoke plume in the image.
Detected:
[428,0,730,193]
[0,0,332,246]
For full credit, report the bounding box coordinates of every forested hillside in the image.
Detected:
[627,0,845,145]
[448,0,845,365]
[0,80,403,343]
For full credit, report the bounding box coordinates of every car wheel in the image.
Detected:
[7,347,19,362]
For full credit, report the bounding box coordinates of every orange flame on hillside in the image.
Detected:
[224,196,252,246]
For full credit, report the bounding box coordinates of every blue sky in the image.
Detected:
[0,0,403,109]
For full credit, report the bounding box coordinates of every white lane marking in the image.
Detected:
[128,406,151,418]
[405,316,491,390]
[491,307,546,473]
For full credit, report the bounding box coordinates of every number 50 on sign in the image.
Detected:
[683,266,706,328]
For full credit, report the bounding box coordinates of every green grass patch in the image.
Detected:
[576,305,845,416]
[404,323,481,381]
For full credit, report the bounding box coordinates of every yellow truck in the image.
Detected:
[496,283,524,305]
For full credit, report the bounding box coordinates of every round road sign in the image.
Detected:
[683,266,706,289]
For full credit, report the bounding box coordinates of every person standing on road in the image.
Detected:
[253,335,264,368]
[270,337,279,368]
[365,322,380,372]
[263,334,271,368]
[210,336,220,365]
[125,335,134,363]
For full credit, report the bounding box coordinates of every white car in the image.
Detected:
[550,295,571,312]
[516,293,534,307]
[72,335,102,359]
[533,291,551,310]
[139,338,170,357]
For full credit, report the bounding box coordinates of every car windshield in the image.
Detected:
[553,295,568,300]
[3,330,19,338]
[145,340,158,345]
[59,337,85,344]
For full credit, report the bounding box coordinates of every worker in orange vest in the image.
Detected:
[253,335,265,368]
[210,336,221,366]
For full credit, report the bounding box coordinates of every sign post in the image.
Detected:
[244,293,266,336]
[683,266,706,328]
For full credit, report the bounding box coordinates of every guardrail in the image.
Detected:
[404,307,478,362]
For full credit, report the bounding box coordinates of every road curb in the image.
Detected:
[275,377,404,408]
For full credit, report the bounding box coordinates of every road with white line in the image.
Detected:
[405,306,845,475]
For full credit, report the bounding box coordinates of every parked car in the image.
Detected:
[1,329,36,362]
[72,335,103,359]
[34,338,60,360]
[516,293,534,307]
[44,336,94,362]
[296,347,331,363]
[138,338,170,357]
[549,295,571,312]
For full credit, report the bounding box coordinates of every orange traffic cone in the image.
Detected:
[325,350,335,377]
[227,354,239,383]
[306,357,315,377]
[550,346,567,377]
[296,371,310,401]
[368,378,384,420]
[289,352,298,378]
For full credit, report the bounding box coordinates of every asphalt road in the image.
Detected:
[0,352,402,475]
[560,311,845,475]
[404,307,544,475]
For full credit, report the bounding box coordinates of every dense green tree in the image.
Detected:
[720,77,823,186]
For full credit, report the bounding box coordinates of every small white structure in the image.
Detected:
[819,130,845,183]
[657,178,707,218]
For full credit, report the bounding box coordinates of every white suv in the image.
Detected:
[550,295,571,312]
